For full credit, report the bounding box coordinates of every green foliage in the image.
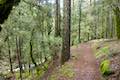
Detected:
[96,45,112,76]
[100,60,111,76]
[0,0,61,79]
[59,65,75,78]
[96,46,109,58]
[0,0,119,79]
[49,64,75,80]
[11,68,45,80]
[0,0,6,4]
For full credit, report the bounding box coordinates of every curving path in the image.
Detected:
[70,43,102,80]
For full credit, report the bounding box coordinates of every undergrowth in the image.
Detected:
[49,63,75,80]
[95,44,112,76]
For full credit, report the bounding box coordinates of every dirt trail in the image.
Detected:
[43,43,102,80]
[70,43,102,80]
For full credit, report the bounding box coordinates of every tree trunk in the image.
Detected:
[109,10,113,38]
[30,29,37,67]
[101,0,104,38]
[16,36,22,80]
[7,36,13,73]
[113,7,120,39]
[78,0,82,43]
[93,0,97,39]
[106,10,109,39]
[61,0,71,65]
[55,0,61,37]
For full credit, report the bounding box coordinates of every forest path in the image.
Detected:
[69,43,102,80]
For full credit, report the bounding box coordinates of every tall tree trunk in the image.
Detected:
[106,10,109,39]
[61,0,71,65]
[113,7,120,39]
[55,0,61,37]
[109,10,113,38]
[94,0,97,39]
[7,36,13,73]
[16,36,22,80]
[78,0,82,43]
[54,0,61,66]
[97,8,100,38]
[89,0,93,40]
[30,29,37,67]
[106,9,112,39]
[112,15,116,38]
[101,0,104,38]
[19,37,23,70]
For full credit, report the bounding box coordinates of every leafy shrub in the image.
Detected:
[100,60,111,76]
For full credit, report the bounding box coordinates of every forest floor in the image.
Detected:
[49,42,102,80]
[70,43,102,80]
[49,39,120,80]
[1,39,120,80]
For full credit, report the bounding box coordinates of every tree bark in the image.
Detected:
[61,0,71,65]
[55,0,61,37]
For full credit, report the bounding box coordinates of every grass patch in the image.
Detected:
[59,64,75,78]
[49,63,75,80]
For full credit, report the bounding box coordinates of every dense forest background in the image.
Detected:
[0,0,120,80]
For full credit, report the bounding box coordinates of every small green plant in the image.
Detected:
[96,46,109,58]
[100,60,111,76]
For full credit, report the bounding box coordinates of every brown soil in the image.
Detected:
[70,43,102,80]
[48,43,102,80]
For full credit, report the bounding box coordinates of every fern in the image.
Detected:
[96,46,109,58]
[100,60,111,76]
